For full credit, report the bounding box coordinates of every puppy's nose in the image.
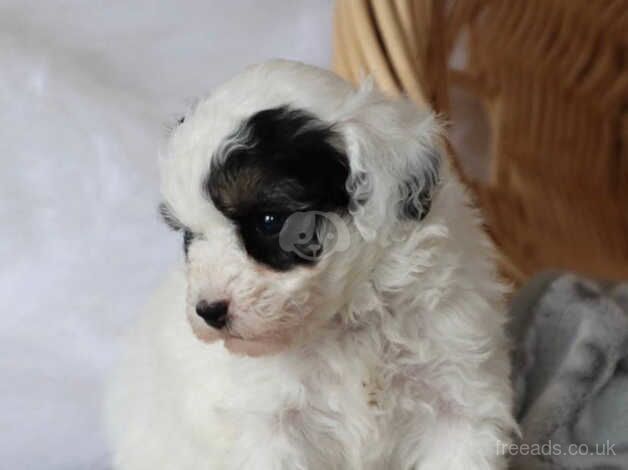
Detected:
[195,300,229,329]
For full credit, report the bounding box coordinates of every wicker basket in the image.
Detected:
[333,0,628,284]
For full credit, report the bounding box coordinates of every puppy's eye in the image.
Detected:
[255,213,288,236]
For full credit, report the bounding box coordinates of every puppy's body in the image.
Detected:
[106,61,514,469]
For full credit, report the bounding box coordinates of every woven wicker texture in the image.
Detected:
[333,0,628,284]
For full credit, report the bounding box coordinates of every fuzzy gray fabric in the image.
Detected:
[509,272,628,469]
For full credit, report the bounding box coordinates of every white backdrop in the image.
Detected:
[0,1,333,468]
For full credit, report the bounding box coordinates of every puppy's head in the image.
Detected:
[160,60,441,356]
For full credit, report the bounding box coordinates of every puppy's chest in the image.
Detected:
[280,358,391,465]
[202,339,421,467]
[361,366,387,409]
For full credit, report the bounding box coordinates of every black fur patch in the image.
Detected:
[182,230,194,256]
[205,105,350,271]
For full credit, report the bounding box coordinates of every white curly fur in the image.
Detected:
[105,60,515,469]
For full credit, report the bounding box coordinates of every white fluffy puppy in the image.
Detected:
[106,60,514,470]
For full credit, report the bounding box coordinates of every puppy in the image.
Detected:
[106,60,515,470]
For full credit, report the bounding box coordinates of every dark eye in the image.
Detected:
[255,213,288,236]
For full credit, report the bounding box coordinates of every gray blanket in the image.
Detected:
[509,272,628,469]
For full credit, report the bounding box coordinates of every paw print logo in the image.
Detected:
[279,211,350,261]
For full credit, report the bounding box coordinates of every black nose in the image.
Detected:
[195,300,229,329]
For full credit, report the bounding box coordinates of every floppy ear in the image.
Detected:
[336,85,442,238]
[397,142,441,221]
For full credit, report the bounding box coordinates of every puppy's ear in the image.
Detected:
[337,85,442,237]
[397,145,441,221]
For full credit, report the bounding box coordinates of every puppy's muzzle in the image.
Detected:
[195,300,229,329]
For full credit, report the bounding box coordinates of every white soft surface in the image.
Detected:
[0,2,332,468]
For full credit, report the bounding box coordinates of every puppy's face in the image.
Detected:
[160,62,440,356]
